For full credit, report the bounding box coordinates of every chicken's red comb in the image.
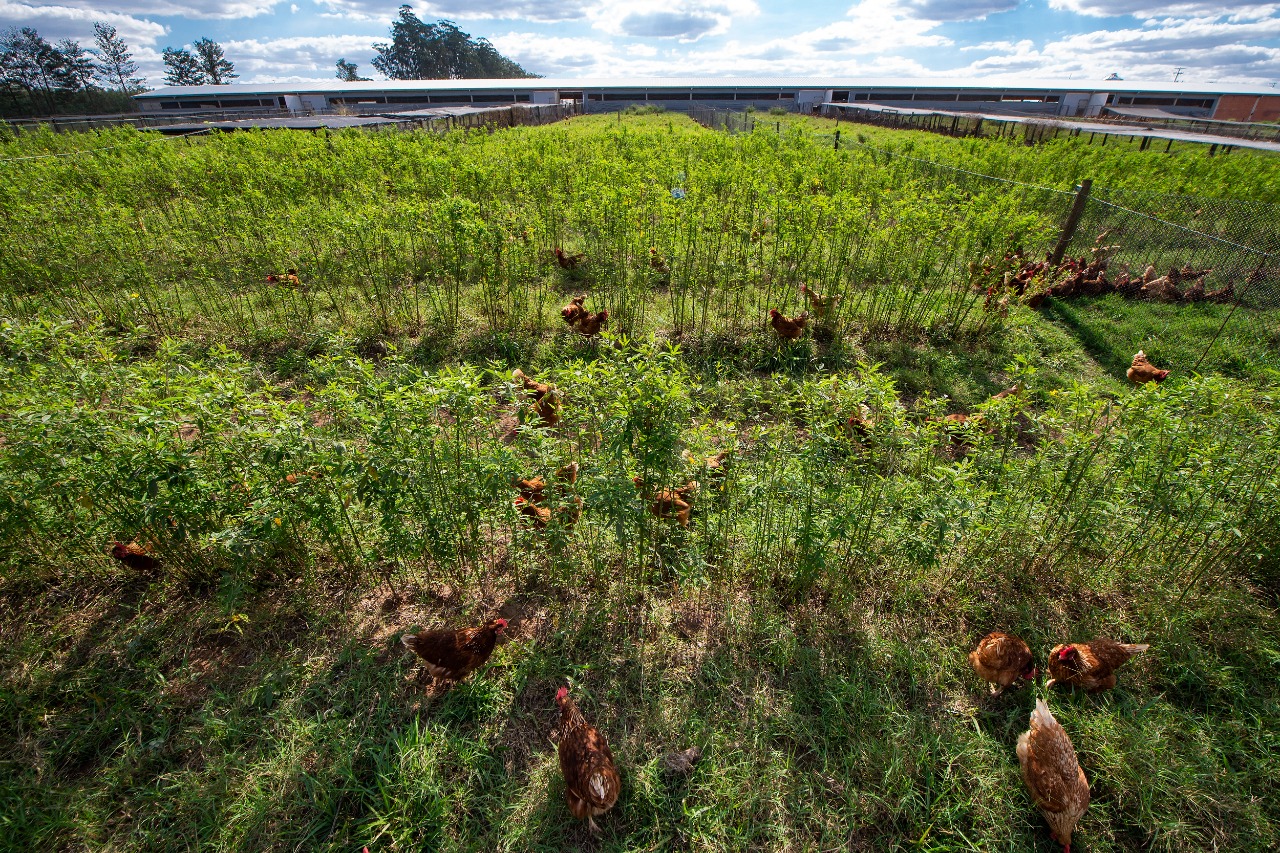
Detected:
[555,686,569,701]
[495,618,509,628]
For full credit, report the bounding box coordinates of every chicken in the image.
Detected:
[1126,350,1169,385]
[662,746,702,775]
[575,310,608,338]
[401,618,507,684]
[768,309,809,341]
[634,477,697,527]
[266,268,300,285]
[799,284,838,320]
[968,631,1036,693]
[554,462,584,527]
[1018,699,1090,853]
[110,540,158,572]
[514,495,552,528]
[513,368,551,398]
[844,403,876,442]
[991,384,1022,401]
[682,448,730,474]
[512,474,547,504]
[561,295,586,326]
[555,248,585,270]
[649,247,670,275]
[513,463,581,528]
[555,687,621,833]
[1046,638,1149,693]
[512,368,563,428]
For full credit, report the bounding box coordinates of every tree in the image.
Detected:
[335,58,369,82]
[193,38,236,84]
[52,39,96,91]
[1,27,67,112]
[92,23,145,92]
[162,47,204,86]
[371,7,537,80]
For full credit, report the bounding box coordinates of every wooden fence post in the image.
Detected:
[1049,179,1092,266]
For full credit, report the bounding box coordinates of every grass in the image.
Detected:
[1,112,1279,852]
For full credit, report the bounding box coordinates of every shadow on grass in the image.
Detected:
[1041,297,1133,379]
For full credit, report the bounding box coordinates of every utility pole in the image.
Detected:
[1173,67,1185,83]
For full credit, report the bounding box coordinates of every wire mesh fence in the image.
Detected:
[691,107,1280,376]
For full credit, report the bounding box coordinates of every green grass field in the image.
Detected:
[1,113,1278,852]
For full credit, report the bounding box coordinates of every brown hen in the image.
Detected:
[633,477,697,527]
[768,308,809,340]
[266,268,300,286]
[111,540,158,572]
[512,369,562,428]
[514,496,552,528]
[1047,638,1149,693]
[968,631,1036,693]
[555,248,585,270]
[575,309,608,337]
[561,295,586,325]
[1017,699,1090,853]
[799,284,838,319]
[401,618,507,684]
[555,687,621,833]
[1126,350,1169,385]
[512,463,582,528]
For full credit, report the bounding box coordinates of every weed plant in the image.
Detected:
[1,114,1279,851]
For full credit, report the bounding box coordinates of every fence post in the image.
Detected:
[1049,179,1092,266]
[834,129,840,150]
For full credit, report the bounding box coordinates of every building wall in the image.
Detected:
[1213,94,1280,122]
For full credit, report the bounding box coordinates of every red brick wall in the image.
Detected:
[1213,94,1280,122]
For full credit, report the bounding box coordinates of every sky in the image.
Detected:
[3,0,1279,88]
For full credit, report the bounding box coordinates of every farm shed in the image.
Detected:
[133,77,1280,123]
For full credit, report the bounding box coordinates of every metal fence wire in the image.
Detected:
[692,107,1279,376]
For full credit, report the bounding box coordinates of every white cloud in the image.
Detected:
[0,0,166,44]
[222,34,383,80]
[954,15,1280,84]
[315,0,592,24]
[490,23,942,77]
[899,0,1022,22]
[805,0,952,52]
[588,0,760,41]
[1048,0,1278,20]
[0,0,281,23]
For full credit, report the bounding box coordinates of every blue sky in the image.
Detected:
[4,0,1279,87]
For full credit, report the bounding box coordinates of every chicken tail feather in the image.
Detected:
[1030,697,1057,729]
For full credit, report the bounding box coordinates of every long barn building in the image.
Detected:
[133,77,1280,123]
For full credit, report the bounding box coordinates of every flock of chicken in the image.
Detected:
[107,257,1178,843]
[970,631,1150,851]
[400,618,621,832]
[389,617,1150,846]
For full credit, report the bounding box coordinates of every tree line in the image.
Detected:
[2,5,536,119]
[1,23,143,117]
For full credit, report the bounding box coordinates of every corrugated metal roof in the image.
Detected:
[828,103,1280,153]
[152,116,412,132]
[135,76,1280,99]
